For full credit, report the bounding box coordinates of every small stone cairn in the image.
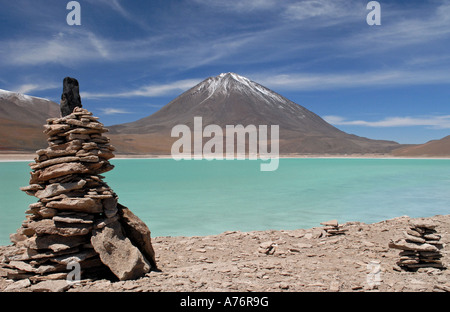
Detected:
[389,219,445,271]
[320,220,347,237]
[1,107,157,282]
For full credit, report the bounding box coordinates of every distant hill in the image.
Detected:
[392,136,450,157]
[109,73,400,155]
[0,89,60,152]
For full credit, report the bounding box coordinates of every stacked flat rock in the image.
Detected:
[389,219,445,271]
[2,107,157,282]
[320,220,348,237]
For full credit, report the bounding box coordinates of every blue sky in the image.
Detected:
[1,0,450,144]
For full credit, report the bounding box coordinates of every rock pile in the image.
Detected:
[1,107,156,282]
[258,241,277,255]
[320,220,347,237]
[389,219,445,271]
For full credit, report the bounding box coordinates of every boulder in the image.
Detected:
[90,220,151,281]
[117,203,157,269]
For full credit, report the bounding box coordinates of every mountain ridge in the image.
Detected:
[0,89,60,151]
[0,89,60,126]
[5,74,444,156]
[392,135,450,157]
[108,72,400,155]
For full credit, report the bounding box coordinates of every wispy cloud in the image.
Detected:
[100,108,132,115]
[283,0,363,23]
[339,2,450,54]
[324,115,450,129]
[13,82,59,94]
[5,1,447,73]
[255,69,450,91]
[0,25,259,70]
[192,0,277,12]
[85,0,151,30]
[2,30,112,66]
[82,78,202,99]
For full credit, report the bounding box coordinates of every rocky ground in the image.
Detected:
[1,214,449,292]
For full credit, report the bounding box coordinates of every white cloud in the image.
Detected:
[100,108,131,115]
[192,0,277,12]
[87,32,110,59]
[255,69,450,91]
[284,0,362,23]
[13,82,59,94]
[82,78,202,99]
[324,115,450,129]
[3,30,112,66]
[117,79,201,97]
[0,25,256,70]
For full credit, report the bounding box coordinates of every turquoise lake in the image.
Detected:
[1,158,449,245]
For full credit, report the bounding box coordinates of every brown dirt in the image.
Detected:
[1,214,449,292]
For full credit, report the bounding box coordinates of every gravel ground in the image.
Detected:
[1,214,449,292]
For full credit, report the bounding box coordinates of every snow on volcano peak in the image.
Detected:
[196,73,289,107]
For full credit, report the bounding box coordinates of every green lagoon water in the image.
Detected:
[1,158,449,245]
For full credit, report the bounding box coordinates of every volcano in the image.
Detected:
[109,73,399,155]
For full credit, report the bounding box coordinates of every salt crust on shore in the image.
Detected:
[1,153,449,162]
[1,214,449,292]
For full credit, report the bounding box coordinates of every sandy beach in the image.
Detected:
[0,153,36,161]
[1,214,449,292]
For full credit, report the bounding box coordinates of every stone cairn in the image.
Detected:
[389,219,445,271]
[1,105,157,282]
[320,220,347,237]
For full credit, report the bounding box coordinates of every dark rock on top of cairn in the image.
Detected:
[60,77,82,117]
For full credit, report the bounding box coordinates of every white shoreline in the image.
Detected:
[1,153,449,162]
